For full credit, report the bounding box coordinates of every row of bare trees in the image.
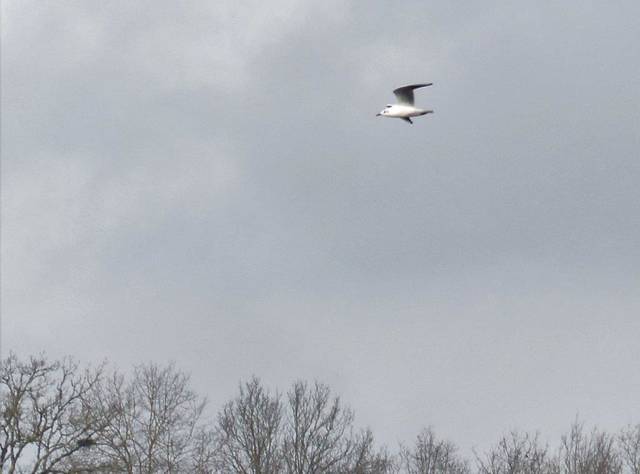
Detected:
[1,353,638,473]
[474,425,640,474]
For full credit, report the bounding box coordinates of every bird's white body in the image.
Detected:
[377,83,434,124]
[380,104,432,118]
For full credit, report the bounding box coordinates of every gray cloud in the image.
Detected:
[2,0,639,453]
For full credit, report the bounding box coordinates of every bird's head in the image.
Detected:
[376,105,393,117]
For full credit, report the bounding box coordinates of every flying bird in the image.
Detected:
[376,83,434,124]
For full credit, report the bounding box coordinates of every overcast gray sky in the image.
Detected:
[2,0,640,454]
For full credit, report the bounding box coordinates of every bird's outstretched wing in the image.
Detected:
[393,83,432,105]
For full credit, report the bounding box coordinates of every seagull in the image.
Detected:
[376,83,434,124]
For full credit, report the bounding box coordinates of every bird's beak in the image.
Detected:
[376,113,381,116]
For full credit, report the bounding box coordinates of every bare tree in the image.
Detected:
[400,427,469,474]
[282,380,365,474]
[346,428,396,474]
[215,379,391,474]
[619,424,640,474]
[190,427,220,474]
[558,419,622,474]
[475,431,554,474]
[215,377,283,474]
[0,353,105,474]
[88,362,210,473]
